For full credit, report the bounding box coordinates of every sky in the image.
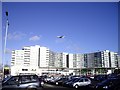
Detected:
[2,2,118,65]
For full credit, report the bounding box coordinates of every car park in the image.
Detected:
[2,74,44,90]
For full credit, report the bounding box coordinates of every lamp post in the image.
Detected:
[3,11,9,78]
[4,11,9,63]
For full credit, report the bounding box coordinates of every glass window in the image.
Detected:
[79,79,84,82]
[6,76,19,85]
[21,76,31,83]
[20,75,38,84]
[84,79,89,82]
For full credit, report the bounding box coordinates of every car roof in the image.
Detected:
[12,74,38,77]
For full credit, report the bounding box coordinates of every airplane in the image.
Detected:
[57,35,65,38]
[6,11,8,16]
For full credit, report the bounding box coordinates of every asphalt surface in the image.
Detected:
[41,83,92,90]
[43,84,76,89]
[0,83,92,90]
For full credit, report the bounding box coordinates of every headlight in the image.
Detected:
[41,82,44,85]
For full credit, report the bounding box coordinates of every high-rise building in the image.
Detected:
[11,45,119,75]
[101,50,110,68]
[11,45,50,75]
[73,54,84,68]
[54,52,68,68]
[38,46,50,68]
[109,52,119,68]
[67,54,74,68]
[49,50,56,67]
[84,50,119,68]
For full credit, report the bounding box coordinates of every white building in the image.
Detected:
[11,45,119,75]
[11,45,50,76]
[73,54,84,68]
[109,52,118,68]
[101,50,110,68]
[38,46,50,68]
[67,54,73,68]
[54,52,68,68]
[62,52,68,68]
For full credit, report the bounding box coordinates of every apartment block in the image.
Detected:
[73,54,84,68]
[11,45,50,75]
[84,50,119,68]
[54,52,68,68]
[11,45,119,75]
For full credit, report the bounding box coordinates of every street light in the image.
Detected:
[3,11,9,78]
[4,11,9,62]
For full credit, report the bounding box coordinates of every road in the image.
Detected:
[0,83,93,90]
[40,83,92,90]
[43,84,76,89]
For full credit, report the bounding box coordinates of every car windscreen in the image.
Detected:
[2,76,11,83]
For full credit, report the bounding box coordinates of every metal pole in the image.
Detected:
[4,11,9,63]
[3,11,9,78]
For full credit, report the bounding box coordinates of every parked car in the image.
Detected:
[94,75,108,82]
[2,74,44,90]
[44,76,54,83]
[54,77,69,85]
[73,78,91,89]
[95,78,120,90]
[64,77,81,87]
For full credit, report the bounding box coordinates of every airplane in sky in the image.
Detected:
[57,35,65,38]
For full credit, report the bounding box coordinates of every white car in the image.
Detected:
[73,78,91,89]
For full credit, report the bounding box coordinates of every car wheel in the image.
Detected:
[75,85,79,89]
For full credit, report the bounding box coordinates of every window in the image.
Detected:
[6,76,19,85]
[79,79,84,82]
[84,78,89,82]
[20,75,38,84]
[22,69,28,71]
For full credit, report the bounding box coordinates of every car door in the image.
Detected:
[84,78,91,86]
[78,78,84,86]
[2,76,19,89]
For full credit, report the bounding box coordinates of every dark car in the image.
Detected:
[94,75,108,82]
[95,78,120,90]
[2,74,44,90]
[54,77,69,85]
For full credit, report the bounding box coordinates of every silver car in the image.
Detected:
[2,75,44,90]
[73,78,91,89]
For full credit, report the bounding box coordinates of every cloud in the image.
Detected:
[7,32,26,40]
[29,35,41,41]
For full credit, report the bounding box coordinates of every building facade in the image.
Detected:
[11,45,119,76]
[11,45,50,76]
